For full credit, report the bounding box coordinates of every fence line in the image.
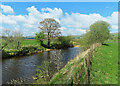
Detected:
[81,43,100,84]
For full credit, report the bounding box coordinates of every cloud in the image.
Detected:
[111,25,118,29]
[1,5,14,14]
[61,11,118,34]
[1,6,63,36]
[41,7,63,18]
[76,29,86,33]
[1,5,118,36]
[59,27,67,30]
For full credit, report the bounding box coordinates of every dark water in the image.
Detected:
[2,47,81,84]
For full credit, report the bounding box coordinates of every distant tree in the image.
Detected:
[57,36,73,48]
[2,29,23,50]
[35,32,45,46]
[2,29,13,49]
[13,31,23,49]
[39,18,61,48]
[89,21,110,44]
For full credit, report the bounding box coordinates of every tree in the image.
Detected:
[35,32,45,46]
[2,29,23,50]
[2,29,13,49]
[80,21,110,49]
[12,31,23,49]
[89,21,110,44]
[57,36,73,48]
[39,18,61,48]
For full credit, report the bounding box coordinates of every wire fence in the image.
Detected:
[72,43,101,84]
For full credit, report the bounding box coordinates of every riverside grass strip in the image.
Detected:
[47,43,100,84]
[90,40,118,84]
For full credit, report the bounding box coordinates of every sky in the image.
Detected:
[0,2,118,36]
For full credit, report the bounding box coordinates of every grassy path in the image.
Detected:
[90,41,118,84]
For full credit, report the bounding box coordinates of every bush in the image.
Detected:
[2,50,10,59]
[57,36,73,48]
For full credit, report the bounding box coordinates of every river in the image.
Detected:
[2,47,81,84]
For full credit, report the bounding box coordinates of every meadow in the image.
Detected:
[90,40,118,84]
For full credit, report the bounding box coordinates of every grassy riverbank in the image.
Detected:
[35,47,90,84]
[2,38,75,59]
[2,39,48,59]
[35,40,118,84]
[90,40,118,84]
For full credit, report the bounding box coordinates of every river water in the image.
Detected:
[2,47,81,84]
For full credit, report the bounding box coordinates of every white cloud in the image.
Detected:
[1,5,14,14]
[61,11,118,34]
[0,26,5,30]
[111,25,118,29]
[61,13,103,29]
[59,27,67,30]
[76,29,86,33]
[41,7,63,18]
[1,5,118,36]
[1,6,63,36]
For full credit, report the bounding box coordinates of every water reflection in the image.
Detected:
[2,47,81,84]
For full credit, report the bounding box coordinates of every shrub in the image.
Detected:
[57,36,73,48]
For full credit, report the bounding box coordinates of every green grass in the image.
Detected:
[47,40,118,84]
[45,52,87,84]
[22,39,52,46]
[22,39,39,46]
[22,39,47,46]
[90,40,118,84]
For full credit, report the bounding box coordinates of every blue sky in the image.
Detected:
[0,2,118,36]
[2,2,118,17]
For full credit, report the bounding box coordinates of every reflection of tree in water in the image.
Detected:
[35,50,64,84]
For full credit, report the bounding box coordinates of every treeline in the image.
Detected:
[2,29,46,59]
[2,18,74,59]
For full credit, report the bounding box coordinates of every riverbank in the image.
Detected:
[2,46,47,59]
[90,40,118,84]
[2,47,80,84]
[45,40,118,85]
[3,39,117,84]
[34,43,100,84]
[2,45,76,59]
[2,38,75,59]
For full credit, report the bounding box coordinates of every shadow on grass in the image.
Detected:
[102,43,109,46]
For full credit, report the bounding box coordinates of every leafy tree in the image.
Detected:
[35,32,45,46]
[89,21,110,44]
[57,36,73,48]
[80,21,110,49]
[80,31,92,49]
[39,18,61,48]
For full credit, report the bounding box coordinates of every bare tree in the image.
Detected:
[39,18,61,48]
[2,29,23,50]
[12,30,23,49]
[2,29,13,49]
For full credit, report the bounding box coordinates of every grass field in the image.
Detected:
[22,39,40,46]
[22,39,55,47]
[22,39,48,46]
[90,40,118,84]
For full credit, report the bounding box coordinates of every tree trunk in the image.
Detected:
[17,41,20,49]
[48,38,50,48]
[47,32,50,48]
